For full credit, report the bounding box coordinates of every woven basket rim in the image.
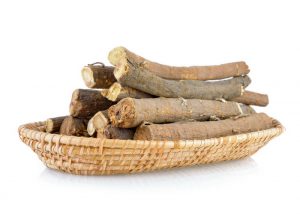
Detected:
[18,120,284,150]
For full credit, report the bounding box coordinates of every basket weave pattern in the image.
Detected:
[19,121,283,175]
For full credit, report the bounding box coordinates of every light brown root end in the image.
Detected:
[45,119,53,133]
[81,66,95,88]
[87,118,95,136]
[108,98,136,128]
[243,61,250,72]
[264,95,269,106]
[101,82,122,101]
[87,111,109,136]
[113,62,129,80]
[69,89,82,116]
[108,46,127,66]
[238,61,250,73]
[93,112,109,130]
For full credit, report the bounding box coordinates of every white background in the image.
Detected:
[0,0,299,213]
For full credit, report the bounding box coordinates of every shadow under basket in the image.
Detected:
[18,121,284,175]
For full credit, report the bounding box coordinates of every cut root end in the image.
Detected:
[81,67,95,88]
[69,89,82,116]
[113,62,129,80]
[101,82,122,101]
[87,118,95,136]
[45,119,54,133]
[108,46,127,66]
[108,98,136,128]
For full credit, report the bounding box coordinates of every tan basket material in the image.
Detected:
[18,121,284,175]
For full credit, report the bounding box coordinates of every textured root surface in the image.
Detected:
[60,116,89,137]
[108,98,255,128]
[231,90,269,106]
[101,125,135,140]
[114,61,250,100]
[108,98,136,128]
[101,82,154,101]
[46,116,67,133]
[109,46,249,80]
[69,89,114,118]
[134,113,277,141]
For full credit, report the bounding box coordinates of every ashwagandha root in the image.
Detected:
[45,116,67,133]
[87,110,136,139]
[108,47,250,80]
[60,116,89,137]
[101,83,267,107]
[113,60,251,100]
[108,97,255,128]
[101,82,154,102]
[134,113,277,141]
[69,89,114,118]
[97,125,135,140]
[87,110,109,136]
[230,90,269,107]
[81,63,116,88]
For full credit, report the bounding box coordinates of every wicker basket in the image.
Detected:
[18,120,284,175]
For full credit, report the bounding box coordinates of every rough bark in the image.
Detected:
[108,97,255,128]
[108,46,250,80]
[87,110,109,136]
[69,89,114,118]
[101,82,154,102]
[230,90,269,107]
[60,116,89,137]
[134,113,277,141]
[114,60,251,100]
[81,62,116,88]
[97,125,135,140]
[45,116,67,133]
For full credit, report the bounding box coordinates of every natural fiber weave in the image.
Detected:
[18,121,284,175]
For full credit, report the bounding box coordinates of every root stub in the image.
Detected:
[108,97,255,128]
[46,116,67,133]
[97,125,135,140]
[101,82,154,102]
[231,90,269,106]
[108,46,249,80]
[87,110,109,136]
[60,116,89,137]
[134,113,277,141]
[114,60,251,100]
[81,64,116,88]
[69,89,114,118]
